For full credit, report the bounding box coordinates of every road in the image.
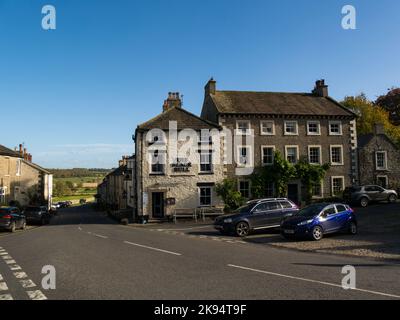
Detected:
[0,205,400,300]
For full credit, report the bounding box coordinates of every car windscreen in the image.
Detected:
[296,204,326,218]
[25,207,41,212]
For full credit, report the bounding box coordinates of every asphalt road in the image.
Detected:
[0,205,400,300]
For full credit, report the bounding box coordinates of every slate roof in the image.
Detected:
[209,91,355,117]
[137,106,220,131]
[0,144,23,158]
[358,133,398,149]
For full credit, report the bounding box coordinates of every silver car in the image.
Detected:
[343,185,398,207]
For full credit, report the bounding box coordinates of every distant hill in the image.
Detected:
[48,168,111,179]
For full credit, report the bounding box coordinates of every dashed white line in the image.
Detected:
[93,233,108,239]
[124,241,182,256]
[14,272,28,279]
[227,264,400,299]
[26,290,47,300]
[0,282,9,291]
[20,279,36,288]
[9,265,22,271]
[4,259,16,265]
[0,294,13,300]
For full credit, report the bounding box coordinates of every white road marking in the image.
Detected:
[4,259,16,265]
[9,265,21,271]
[78,226,82,231]
[93,233,108,239]
[20,279,36,288]
[0,274,3,281]
[0,252,8,256]
[124,241,182,256]
[0,294,13,300]
[26,290,47,300]
[14,272,28,279]
[227,264,400,299]
[0,282,9,291]
[2,255,12,259]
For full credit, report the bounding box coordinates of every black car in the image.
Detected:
[214,198,299,237]
[23,206,51,225]
[0,207,26,232]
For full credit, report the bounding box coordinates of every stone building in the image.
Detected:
[134,93,224,221]
[0,144,53,207]
[358,124,400,189]
[200,79,358,203]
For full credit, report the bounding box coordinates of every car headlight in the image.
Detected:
[297,219,313,226]
[224,218,233,223]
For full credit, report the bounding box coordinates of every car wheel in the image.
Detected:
[311,226,323,241]
[348,221,357,235]
[388,194,397,203]
[360,197,369,207]
[9,222,16,233]
[235,222,250,237]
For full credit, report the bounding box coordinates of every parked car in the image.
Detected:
[23,206,51,225]
[0,207,26,232]
[214,198,299,237]
[343,185,398,207]
[280,203,357,241]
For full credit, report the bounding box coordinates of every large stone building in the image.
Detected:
[134,93,224,221]
[0,144,53,207]
[200,79,358,203]
[358,124,400,189]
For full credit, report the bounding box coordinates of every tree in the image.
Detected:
[295,158,330,204]
[341,94,400,146]
[250,151,296,198]
[376,88,400,125]
[215,178,245,212]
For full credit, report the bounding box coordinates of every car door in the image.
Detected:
[374,186,387,201]
[365,186,379,201]
[250,203,269,228]
[319,205,339,233]
[252,201,283,228]
[334,204,349,230]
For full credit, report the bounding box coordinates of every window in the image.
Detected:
[150,150,165,174]
[261,146,275,166]
[330,145,343,165]
[199,187,212,206]
[265,182,274,197]
[307,121,320,135]
[16,159,22,176]
[239,181,250,198]
[329,121,342,135]
[311,182,323,198]
[238,146,251,166]
[236,120,251,135]
[323,206,337,216]
[308,146,321,164]
[331,177,344,196]
[260,121,275,135]
[200,152,212,173]
[376,151,387,170]
[279,201,293,209]
[284,121,298,135]
[285,146,298,164]
[336,204,347,213]
[0,187,6,205]
[377,176,388,188]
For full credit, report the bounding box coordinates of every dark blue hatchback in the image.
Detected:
[280,203,357,241]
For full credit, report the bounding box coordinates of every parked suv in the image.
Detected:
[214,198,299,237]
[23,206,51,225]
[281,203,357,241]
[343,185,398,207]
[0,207,26,232]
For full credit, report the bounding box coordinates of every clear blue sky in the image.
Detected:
[1,0,399,168]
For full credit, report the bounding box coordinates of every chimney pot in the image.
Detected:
[313,79,328,97]
[205,78,216,96]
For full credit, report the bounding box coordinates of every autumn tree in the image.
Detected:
[376,88,400,125]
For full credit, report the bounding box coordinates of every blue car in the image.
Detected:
[280,203,357,241]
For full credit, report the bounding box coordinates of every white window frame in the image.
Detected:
[238,180,251,199]
[261,145,275,166]
[330,145,344,166]
[376,175,388,188]
[308,145,322,165]
[307,121,321,136]
[285,145,299,164]
[236,120,252,136]
[311,181,324,199]
[284,121,298,136]
[16,159,22,176]
[199,151,213,173]
[149,150,165,175]
[260,120,275,136]
[331,176,345,196]
[198,186,212,207]
[375,151,387,170]
[329,121,343,136]
[237,145,252,167]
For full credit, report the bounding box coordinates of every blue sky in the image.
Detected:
[1,0,399,168]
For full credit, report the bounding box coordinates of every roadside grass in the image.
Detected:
[53,194,95,203]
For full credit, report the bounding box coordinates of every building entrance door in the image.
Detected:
[152,192,165,218]
[287,184,299,205]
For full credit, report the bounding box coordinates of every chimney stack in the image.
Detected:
[312,79,329,97]
[23,148,28,160]
[205,78,216,96]
[162,92,182,112]
[19,144,23,156]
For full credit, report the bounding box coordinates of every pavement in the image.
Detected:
[0,205,400,300]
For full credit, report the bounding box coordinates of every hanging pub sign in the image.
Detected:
[171,158,192,172]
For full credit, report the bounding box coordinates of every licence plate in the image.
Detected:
[284,229,295,234]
